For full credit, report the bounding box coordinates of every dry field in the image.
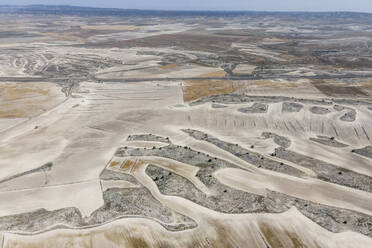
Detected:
[0,82,64,118]
[0,8,372,248]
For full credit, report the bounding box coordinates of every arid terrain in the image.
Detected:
[0,5,372,248]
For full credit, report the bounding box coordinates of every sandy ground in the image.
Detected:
[4,208,372,248]
[0,15,371,246]
[0,78,371,247]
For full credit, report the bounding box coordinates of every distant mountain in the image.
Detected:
[0,5,371,19]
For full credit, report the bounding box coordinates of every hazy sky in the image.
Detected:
[3,0,372,12]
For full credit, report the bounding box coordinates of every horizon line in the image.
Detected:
[1,4,371,15]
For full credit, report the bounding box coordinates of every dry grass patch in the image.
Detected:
[353,79,372,87]
[0,84,49,101]
[121,159,135,171]
[0,82,63,118]
[279,54,300,61]
[160,64,180,70]
[199,70,227,77]
[259,222,307,248]
[109,161,120,168]
[183,79,233,102]
[263,38,287,43]
[249,79,311,89]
